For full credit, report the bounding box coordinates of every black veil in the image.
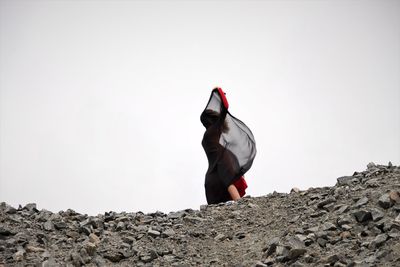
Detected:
[201,88,257,184]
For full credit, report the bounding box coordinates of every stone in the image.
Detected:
[84,242,96,256]
[162,228,175,237]
[26,245,45,253]
[321,222,337,231]
[389,191,400,203]
[13,248,25,261]
[317,238,327,247]
[54,221,67,230]
[5,205,17,214]
[317,197,336,208]
[287,248,306,260]
[88,233,100,245]
[353,210,372,223]
[148,229,161,237]
[370,208,385,221]
[367,162,376,169]
[369,234,388,249]
[340,231,352,239]
[354,197,369,208]
[140,250,158,263]
[0,227,15,237]
[325,254,340,264]
[395,214,400,223]
[290,187,300,193]
[79,226,91,235]
[275,245,289,257]
[337,215,353,226]
[43,221,55,231]
[378,193,393,209]
[337,205,349,214]
[255,261,269,267]
[263,237,280,256]
[214,233,226,241]
[70,251,84,266]
[104,251,124,262]
[337,176,359,186]
[23,203,38,212]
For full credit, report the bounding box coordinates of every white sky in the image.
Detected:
[1,0,399,215]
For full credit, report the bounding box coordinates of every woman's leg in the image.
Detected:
[227,184,241,201]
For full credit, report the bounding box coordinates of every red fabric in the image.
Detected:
[216,87,229,109]
[233,176,248,197]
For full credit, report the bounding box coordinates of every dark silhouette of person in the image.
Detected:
[200,87,256,205]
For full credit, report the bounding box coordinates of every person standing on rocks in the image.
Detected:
[200,87,257,204]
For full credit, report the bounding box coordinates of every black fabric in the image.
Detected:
[201,88,257,204]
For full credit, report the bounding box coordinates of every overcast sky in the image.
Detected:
[1,0,399,215]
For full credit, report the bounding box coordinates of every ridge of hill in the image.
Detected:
[1,162,400,267]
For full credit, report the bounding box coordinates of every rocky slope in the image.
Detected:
[1,162,400,267]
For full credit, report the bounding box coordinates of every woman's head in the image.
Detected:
[200,109,229,132]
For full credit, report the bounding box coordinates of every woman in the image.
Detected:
[200,87,257,204]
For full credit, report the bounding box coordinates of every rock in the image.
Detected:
[140,250,158,263]
[263,237,280,256]
[287,248,306,260]
[0,227,15,237]
[337,176,359,186]
[317,197,336,208]
[317,238,328,247]
[162,228,175,237]
[104,251,124,262]
[255,261,269,267]
[79,226,91,235]
[183,216,205,223]
[325,254,340,264]
[148,228,161,237]
[84,242,96,256]
[370,208,385,221]
[54,221,67,230]
[367,162,376,169]
[13,247,25,261]
[369,234,388,249]
[214,233,226,241]
[321,222,337,231]
[70,251,84,266]
[167,211,186,219]
[378,193,393,209]
[43,221,55,231]
[291,187,300,193]
[275,245,289,257]
[337,215,353,226]
[354,197,369,208]
[389,191,400,203]
[88,233,100,245]
[23,203,38,212]
[289,215,300,223]
[5,204,17,214]
[340,231,352,239]
[353,210,372,223]
[79,247,91,264]
[26,245,45,253]
[395,214,400,223]
[337,205,349,214]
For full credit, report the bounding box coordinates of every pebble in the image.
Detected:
[378,193,393,209]
[148,229,161,237]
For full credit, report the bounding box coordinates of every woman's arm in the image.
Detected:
[228,184,241,201]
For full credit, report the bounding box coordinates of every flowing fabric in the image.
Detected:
[201,88,257,204]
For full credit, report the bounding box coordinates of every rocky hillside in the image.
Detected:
[1,162,400,267]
